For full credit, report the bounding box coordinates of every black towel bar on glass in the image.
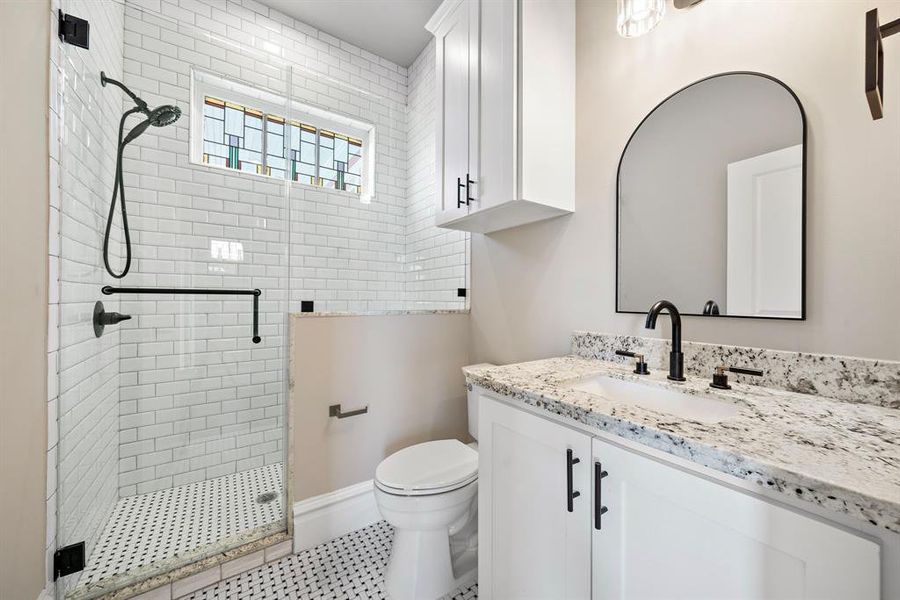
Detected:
[101,286,262,344]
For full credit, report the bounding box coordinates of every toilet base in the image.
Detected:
[385,527,476,600]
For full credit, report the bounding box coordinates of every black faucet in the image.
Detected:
[645,300,686,382]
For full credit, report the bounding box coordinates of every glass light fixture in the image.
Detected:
[617,0,666,38]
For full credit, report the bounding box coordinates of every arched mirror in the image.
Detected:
[616,72,806,319]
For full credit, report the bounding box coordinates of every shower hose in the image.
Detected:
[102,106,142,279]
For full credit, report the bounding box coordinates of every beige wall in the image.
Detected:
[291,313,470,500]
[0,0,50,598]
[470,0,900,365]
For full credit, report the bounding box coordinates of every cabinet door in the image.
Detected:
[434,0,477,224]
[476,0,515,212]
[591,437,880,600]
[479,395,591,600]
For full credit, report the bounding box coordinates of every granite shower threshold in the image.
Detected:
[68,463,285,600]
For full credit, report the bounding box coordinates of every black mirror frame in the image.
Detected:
[615,71,807,321]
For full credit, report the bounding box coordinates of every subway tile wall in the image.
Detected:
[405,39,469,310]
[52,0,127,593]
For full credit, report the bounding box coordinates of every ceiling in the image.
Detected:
[260,0,442,67]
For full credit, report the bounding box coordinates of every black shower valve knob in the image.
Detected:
[92,301,131,338]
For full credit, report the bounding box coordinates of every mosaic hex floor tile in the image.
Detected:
[74,463,284,592]
[180,521,478,600]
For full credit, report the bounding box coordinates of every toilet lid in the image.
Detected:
[375,439,478,495]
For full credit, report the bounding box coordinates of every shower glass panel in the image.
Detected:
[285,60,470,315]
[54,1,291,597]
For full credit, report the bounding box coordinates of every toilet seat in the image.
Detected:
[375,439,478,496]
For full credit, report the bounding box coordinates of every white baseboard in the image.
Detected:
[292,480,381,553]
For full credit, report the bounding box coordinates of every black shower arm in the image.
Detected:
[101,71,148,112]
[101,286,262,344]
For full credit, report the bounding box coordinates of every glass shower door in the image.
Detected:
[54,2,291,597]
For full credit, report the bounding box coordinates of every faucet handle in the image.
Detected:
[615,350,650,375]
[710,365,763,390]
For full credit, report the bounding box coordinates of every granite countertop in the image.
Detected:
[464,356,900,533]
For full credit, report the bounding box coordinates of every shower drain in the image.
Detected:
[256,491,279,504]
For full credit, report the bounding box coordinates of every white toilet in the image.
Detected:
[374,378,485,600]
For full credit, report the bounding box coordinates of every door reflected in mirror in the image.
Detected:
[616,72,805,319]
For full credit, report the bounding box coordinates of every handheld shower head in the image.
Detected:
[101,71,182,139]
[121,105,182,146]
[100,70,182,279]
[149,104,182,127]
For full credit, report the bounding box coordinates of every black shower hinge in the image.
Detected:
[53,541,85,580]
[58,10,90,49]
[457,288,467,298]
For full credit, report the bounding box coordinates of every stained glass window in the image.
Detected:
[265,114,286,179]
[201,95,365,195]
[202,96,265,175]
[289,122,317,185]
[318,130,363,193]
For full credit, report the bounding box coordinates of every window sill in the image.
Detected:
[187,157,374,204]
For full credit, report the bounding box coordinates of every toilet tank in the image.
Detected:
[465,364,494,441]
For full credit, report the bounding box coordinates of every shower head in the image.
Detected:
[149,104,181,127]
[121,106,181,146]
[101,70,181,144]
[100,70,184,279]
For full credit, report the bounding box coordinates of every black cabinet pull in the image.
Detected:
[566,448,581,512]
[594,461,609,529]
[465,173,475,204]
[457,177,466,208]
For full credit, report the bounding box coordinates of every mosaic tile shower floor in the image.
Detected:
[74,463,284,593]
[180,521,478,600]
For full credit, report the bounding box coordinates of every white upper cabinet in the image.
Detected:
[429,0,478,223]
[427,0,575,234]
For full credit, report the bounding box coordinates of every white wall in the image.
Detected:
[470,0,900,365]
[53,0,125,590]
[291,313,470,501]
[0,1,50,597]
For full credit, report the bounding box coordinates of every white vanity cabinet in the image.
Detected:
[426,0,575,234]
[478,393,591,599]
[477,393,881,600]
[591,436,879,600]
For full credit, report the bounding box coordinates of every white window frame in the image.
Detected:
[189,68,376,204]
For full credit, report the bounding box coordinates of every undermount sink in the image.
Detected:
[569,375,740,424]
